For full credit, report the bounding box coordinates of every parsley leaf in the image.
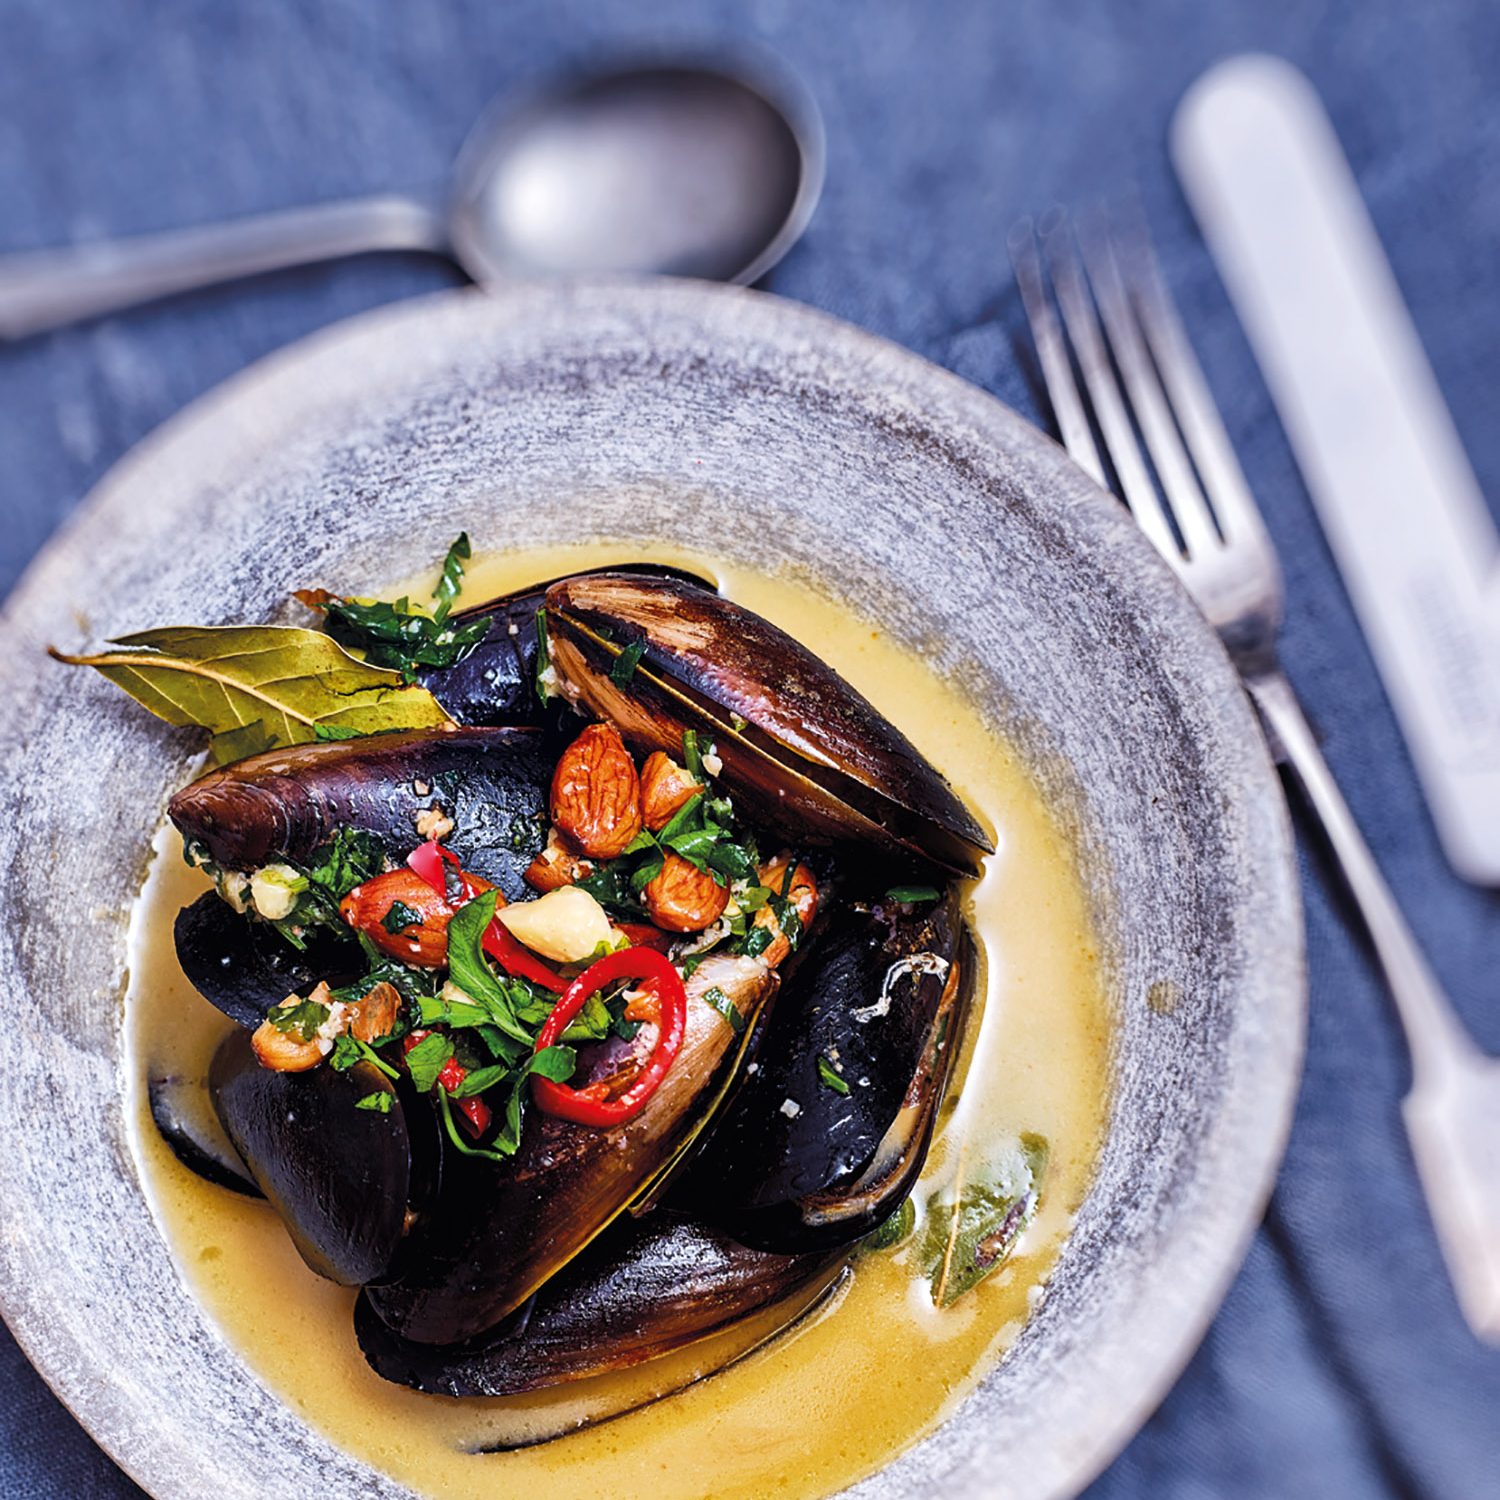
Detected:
[701,985,745,1034]
[405,1032,454,1093]
[534,608,552,706]
[886,885,941,904]
[267,999,328,1042]
[381,899,424,934]
[329,1033,399,1079]
[817,1054,850,1095]
[431,532,471,625]
[609,638,646,686]
[355,1091,394,1113]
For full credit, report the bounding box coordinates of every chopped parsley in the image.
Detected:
[817,1054,850,1095]
[267,998,328,1042]
[404,1032,454,1093]
[609,638,647,686]
[886,885,941,904]
[307,534,491,684]
[381,899,424,934]
[534,608,552,705]
[701,985,745,1034]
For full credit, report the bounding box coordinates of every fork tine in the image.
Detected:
[1111,207,1276,559]
[1076,209,1222,562]
[1036,212,1182,563]
[1007,218,1106,486]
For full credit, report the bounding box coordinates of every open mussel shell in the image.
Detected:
[209,1029,440,1286]
[355,1212,846,1398]
[676,889,974,1253]
[148,1073,262,1197]
[418,563,715,727]
[544,573,992,877]
[168,726,552,898]
[174,890,360,1029]
[364,951,776,1346]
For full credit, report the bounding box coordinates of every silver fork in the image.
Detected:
[1010,206,1500,1344]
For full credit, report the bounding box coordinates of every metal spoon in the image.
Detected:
[0,60,825,341]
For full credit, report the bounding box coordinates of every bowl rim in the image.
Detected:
[0,275,1305,1500]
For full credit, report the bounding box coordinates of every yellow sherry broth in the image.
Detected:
[124,545,1111,1500]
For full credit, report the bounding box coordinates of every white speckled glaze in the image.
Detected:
[0,279,1303,1499]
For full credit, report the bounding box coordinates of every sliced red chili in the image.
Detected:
[407,838,461,897]
[482,919,567,993]
[613,920,675,954]
[532,948,688,1127]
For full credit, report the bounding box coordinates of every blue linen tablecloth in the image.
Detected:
[3,2,1497,1495]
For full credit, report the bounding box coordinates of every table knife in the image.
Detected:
[1172,54,1500,884]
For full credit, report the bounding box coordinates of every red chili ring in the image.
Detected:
[532,947,688,1127]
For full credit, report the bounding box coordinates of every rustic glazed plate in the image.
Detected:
[0,279,1303,1499]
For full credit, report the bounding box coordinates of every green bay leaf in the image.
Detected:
[51,624,450,750]
[922,1133,1049,1308]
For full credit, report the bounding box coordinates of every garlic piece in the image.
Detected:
[497,886,621,965]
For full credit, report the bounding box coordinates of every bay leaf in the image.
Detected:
[50,624,451,750]
[921,1132,1049,1308]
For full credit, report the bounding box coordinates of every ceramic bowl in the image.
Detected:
[0,279,1303,1499]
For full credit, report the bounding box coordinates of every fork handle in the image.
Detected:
[1249,670,1475,1077]
[1252,670,1500,1340]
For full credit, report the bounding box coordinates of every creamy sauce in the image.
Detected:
[124,546,1111,1500]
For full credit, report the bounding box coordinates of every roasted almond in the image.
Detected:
[349,980,403,1044]
[638,751,702,830]
[550,722,643,859]
[643,851,730,933]
[754,857,819,969]
[524,826,596,893]
[340,867,468,967]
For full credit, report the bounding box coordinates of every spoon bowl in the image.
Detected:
[452,63,824,286]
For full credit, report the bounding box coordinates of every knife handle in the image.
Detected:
[1250,669,1500,1341]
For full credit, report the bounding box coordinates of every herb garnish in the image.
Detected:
[404,1032,455,1093]
[534,608,552,705]
[886,885,941,904]
[267,999,328,1042]
[305,534,492,685]
[921,1134,1049,1307]
[354,1091,393,1114]
[701,985,745,1034]
[817,1054,850,1095]
[381,900,424,934]
[609,639,646,687]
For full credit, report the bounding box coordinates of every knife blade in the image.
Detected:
[1172,54,1500,884]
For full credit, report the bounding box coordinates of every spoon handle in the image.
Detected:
[0,194,449,340]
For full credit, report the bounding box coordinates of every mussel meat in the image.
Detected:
[544,573,992,876]
[676,889,974,1252]
[365,951,776,1344]
[169,726,553,898]
[355,1212,846,1397]
[210,1028,441,1286]
[417,563,715,727]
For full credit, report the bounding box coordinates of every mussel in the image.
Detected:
[168,726,553,898]
[416,563,716,727]
[174,890,359,1028]
[147,565,992,1419]
[356,1212,846,1397]
[210,1027,440,1285]
[365,951,776,1345]
[676,889,974,1252]
[544,573,992,877]
[148,1072,262,1197]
